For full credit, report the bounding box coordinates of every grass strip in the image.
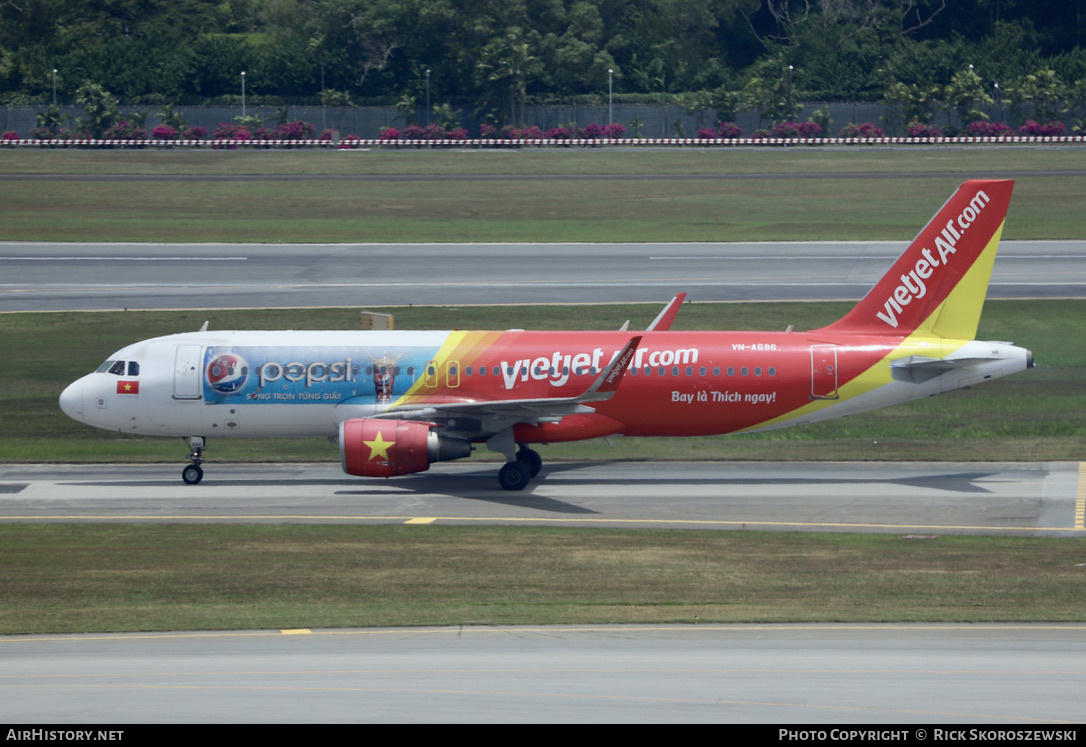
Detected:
[2,149,1084,242]
[4,146,1086,176]
[2,524,1084,635]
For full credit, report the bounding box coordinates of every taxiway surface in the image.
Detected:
[3,240,1084,311]
[2,461,1082,536]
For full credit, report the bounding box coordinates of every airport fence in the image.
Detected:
[3,135,1085,149]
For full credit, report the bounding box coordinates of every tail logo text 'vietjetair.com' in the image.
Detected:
[875,188,991,329]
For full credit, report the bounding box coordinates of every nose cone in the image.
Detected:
[59,380,84,423]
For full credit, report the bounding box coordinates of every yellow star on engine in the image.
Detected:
[364,431,394,461]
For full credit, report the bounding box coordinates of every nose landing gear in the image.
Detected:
[182,436,205,484]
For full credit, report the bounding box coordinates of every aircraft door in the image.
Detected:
[810,344,839,400]
[174,345,203,399]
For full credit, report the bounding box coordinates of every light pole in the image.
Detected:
[425,69,430,128]
[241,71,246,119]
[787,65,794,120]
[608,68,613,124]
[52,69,57,108]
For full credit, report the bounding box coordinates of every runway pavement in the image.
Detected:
[2,240,1084,311]
[3,623,1084,723]
[2,461,1082,536]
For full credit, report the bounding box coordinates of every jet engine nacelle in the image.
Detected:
[339,418,472,478]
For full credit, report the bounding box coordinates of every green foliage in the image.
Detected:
[1007,69,1070,125]
[741,57,801,126]
[320,89,354,110]
[233,114,263,130]
[884,81,943,126]
[34,104,64,135]
[74,81,119,138]
[430,102,461,131]
[156,103,186,130]
[944,67,994,130]
[0,2,1083,123]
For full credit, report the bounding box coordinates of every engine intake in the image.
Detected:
[339,418,472,478]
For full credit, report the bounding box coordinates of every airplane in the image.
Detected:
[59,179,1032,490]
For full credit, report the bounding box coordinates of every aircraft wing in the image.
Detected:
[370,336,641,434]
[646,293,686,331]
[618,294,685,332]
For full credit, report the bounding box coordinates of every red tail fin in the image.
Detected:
[821,179,1014,339]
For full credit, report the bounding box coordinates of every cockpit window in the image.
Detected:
[95,360,140,376]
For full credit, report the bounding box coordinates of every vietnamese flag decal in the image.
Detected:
[117,380,139,395]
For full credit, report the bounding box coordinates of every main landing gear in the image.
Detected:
[181,436,205,485]
[497,447,543,491]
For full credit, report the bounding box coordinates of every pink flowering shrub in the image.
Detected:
[275,120,315,140]
[771,121,822,138]
[512,126,543,139]
[1018,120,1065,136]
[104,121,148,140]
[906,122,942,138]
[211,123,237,138]
[31,126,85,139]
[480,124,499,138]
[378,127,400,140]
[964,121,1013,138]
[545,126,572,139]
[181,125,207,139]
[212,123,251,149]
[837,122,884,138]
[151,124,178,140]
[338,134,364,149]
[716,122,745,138]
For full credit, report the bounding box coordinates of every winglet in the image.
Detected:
[575,336,641,402]
[819,180,1013,339]
[646,293,687,331]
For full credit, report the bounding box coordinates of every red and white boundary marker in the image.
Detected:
[4,135,1085,148]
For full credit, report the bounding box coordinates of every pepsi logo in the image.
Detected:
[207,353,249,393]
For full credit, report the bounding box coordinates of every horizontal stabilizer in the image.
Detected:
[890,354,1012,383]
[890,356,961,383]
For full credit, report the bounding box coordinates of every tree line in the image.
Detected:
[2,1,1084,130]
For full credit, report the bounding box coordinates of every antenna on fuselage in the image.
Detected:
[198,321,209,332]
